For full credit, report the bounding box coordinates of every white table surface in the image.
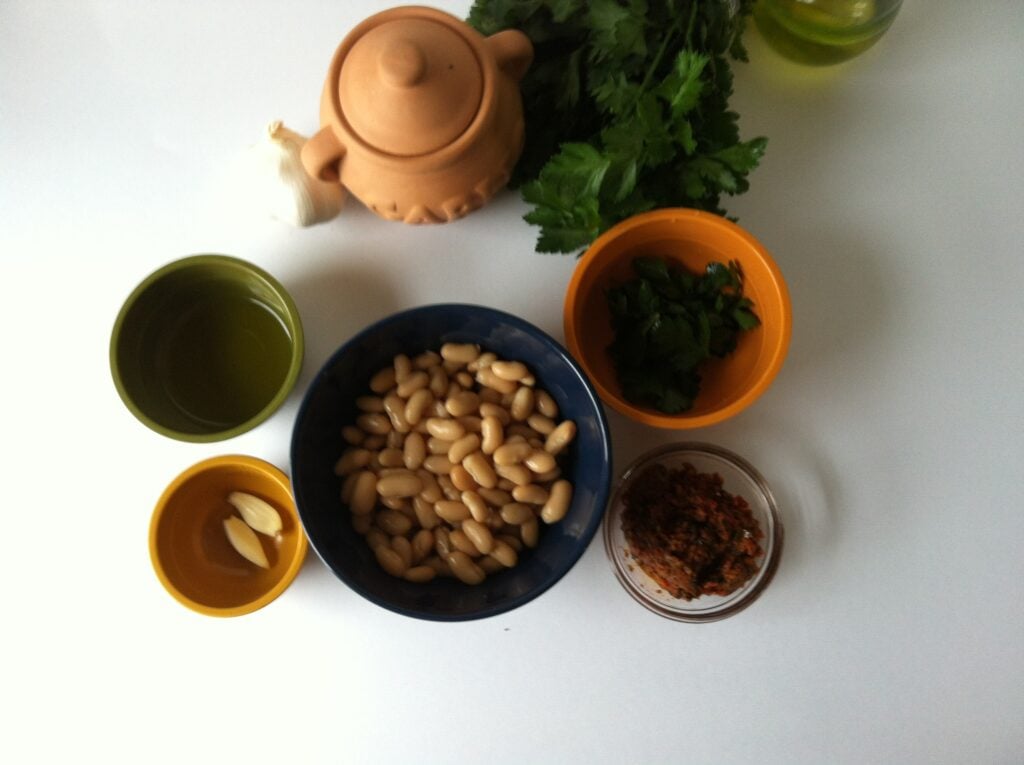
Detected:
[2,1,1022,763]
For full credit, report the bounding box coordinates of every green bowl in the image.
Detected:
[110,255,304,442]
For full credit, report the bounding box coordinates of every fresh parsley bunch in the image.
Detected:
[468,0,766,254]
[606,256,760,413]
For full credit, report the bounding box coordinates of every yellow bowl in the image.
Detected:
[564,209,792,429]
[149,455,308,617]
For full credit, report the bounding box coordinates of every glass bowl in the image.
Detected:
[604,442,783,622]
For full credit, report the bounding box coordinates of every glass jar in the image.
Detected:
[753,0,904,65]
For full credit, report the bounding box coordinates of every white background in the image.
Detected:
[2,1,1022,763]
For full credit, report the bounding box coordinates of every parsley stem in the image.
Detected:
[634,17,682,106]
[630,2,699,116]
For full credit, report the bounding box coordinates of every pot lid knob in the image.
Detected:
[338,17,483,157]
[379,40,427,88]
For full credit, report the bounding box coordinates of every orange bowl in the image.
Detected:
[149,455,308,617]
[563,209,791,429]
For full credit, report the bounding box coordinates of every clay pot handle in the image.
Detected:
[485,29,533,83]
[301,127,346,184]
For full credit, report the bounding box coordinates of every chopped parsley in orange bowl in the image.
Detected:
[563,209,791,429]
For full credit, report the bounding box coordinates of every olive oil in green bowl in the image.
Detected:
[110,255,304,442]
[753,0,903,66]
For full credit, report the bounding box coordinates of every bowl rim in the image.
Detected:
[109,253,305,443]
[290,302,613,621]
[563,208,792,429]
[148,454,309,617]
[603,441,784,623]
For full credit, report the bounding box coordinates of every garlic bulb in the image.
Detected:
[244,120,344,227]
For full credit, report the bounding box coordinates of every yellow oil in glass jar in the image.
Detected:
[753,0,903,65]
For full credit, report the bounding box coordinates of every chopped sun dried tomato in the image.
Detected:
[621,462,763,600]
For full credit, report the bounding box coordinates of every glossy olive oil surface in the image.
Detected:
[158,294,293,428]
[753,0,901,65]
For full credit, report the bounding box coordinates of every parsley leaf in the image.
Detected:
[468,0,765,254]
[605,256,760,413]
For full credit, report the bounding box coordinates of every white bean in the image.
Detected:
[369,367,396,394]
[495,463,532,486]
[426,418,466,441]
[413,351,441,370]
[349,471,378,515]
[423,455,453,475]
[403,565,436,583]
[404,388,433,425]
[376,509,413,536]
[450,465,479,492]
[411,529,434,563]
[494,441,532,466]
[375,546,406,577]
[479,488,513,507]
[378,448,406,468]
[521,518,540,548]
[476,367,517,394]
[540,479,573,524]
[349,347,577,585]
[434,500,471,523]
[445,391,480,417]
[448,433,481,464]
[481,415,504,455]
[383,394,411,433]
[376,472,422,498]
[440,343,481,365]
[527,414,555,435]
[356,395,385,413]
[535,390,558,418]
[462,491,490,523]
[342,425,365,446]
[429,366,449,397]
[524,450,557,475]
[463,451,498,489]
[334,448,371,475]
[490,539,518,567]
[413,496,441,529]
[510,386,534,421]
[397,370,429,398]
[449,529,479,557]
[357,413,391,435]
[393,353,412,383]
[491,360,529,382]
[544,420,577,456]
[445,551,485,585]
[512,484,549,506]
[403,432,426,470]
[391,536,413,569]
[365,528,389,550]
[500,502,534,525]
[462,519,494,555]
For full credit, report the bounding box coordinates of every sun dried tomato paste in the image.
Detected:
[621,462,763,600]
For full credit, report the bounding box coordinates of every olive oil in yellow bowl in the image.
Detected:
[753,0,903,66]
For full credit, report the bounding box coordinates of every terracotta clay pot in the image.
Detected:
[301,5,533,225]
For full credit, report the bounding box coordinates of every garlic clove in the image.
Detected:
[244,120,345,227]
[227,491,283,537]
[223,515,271,569]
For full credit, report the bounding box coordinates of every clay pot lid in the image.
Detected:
[338,15,483,157]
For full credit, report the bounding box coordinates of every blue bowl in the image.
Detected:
[290,304,612,621]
